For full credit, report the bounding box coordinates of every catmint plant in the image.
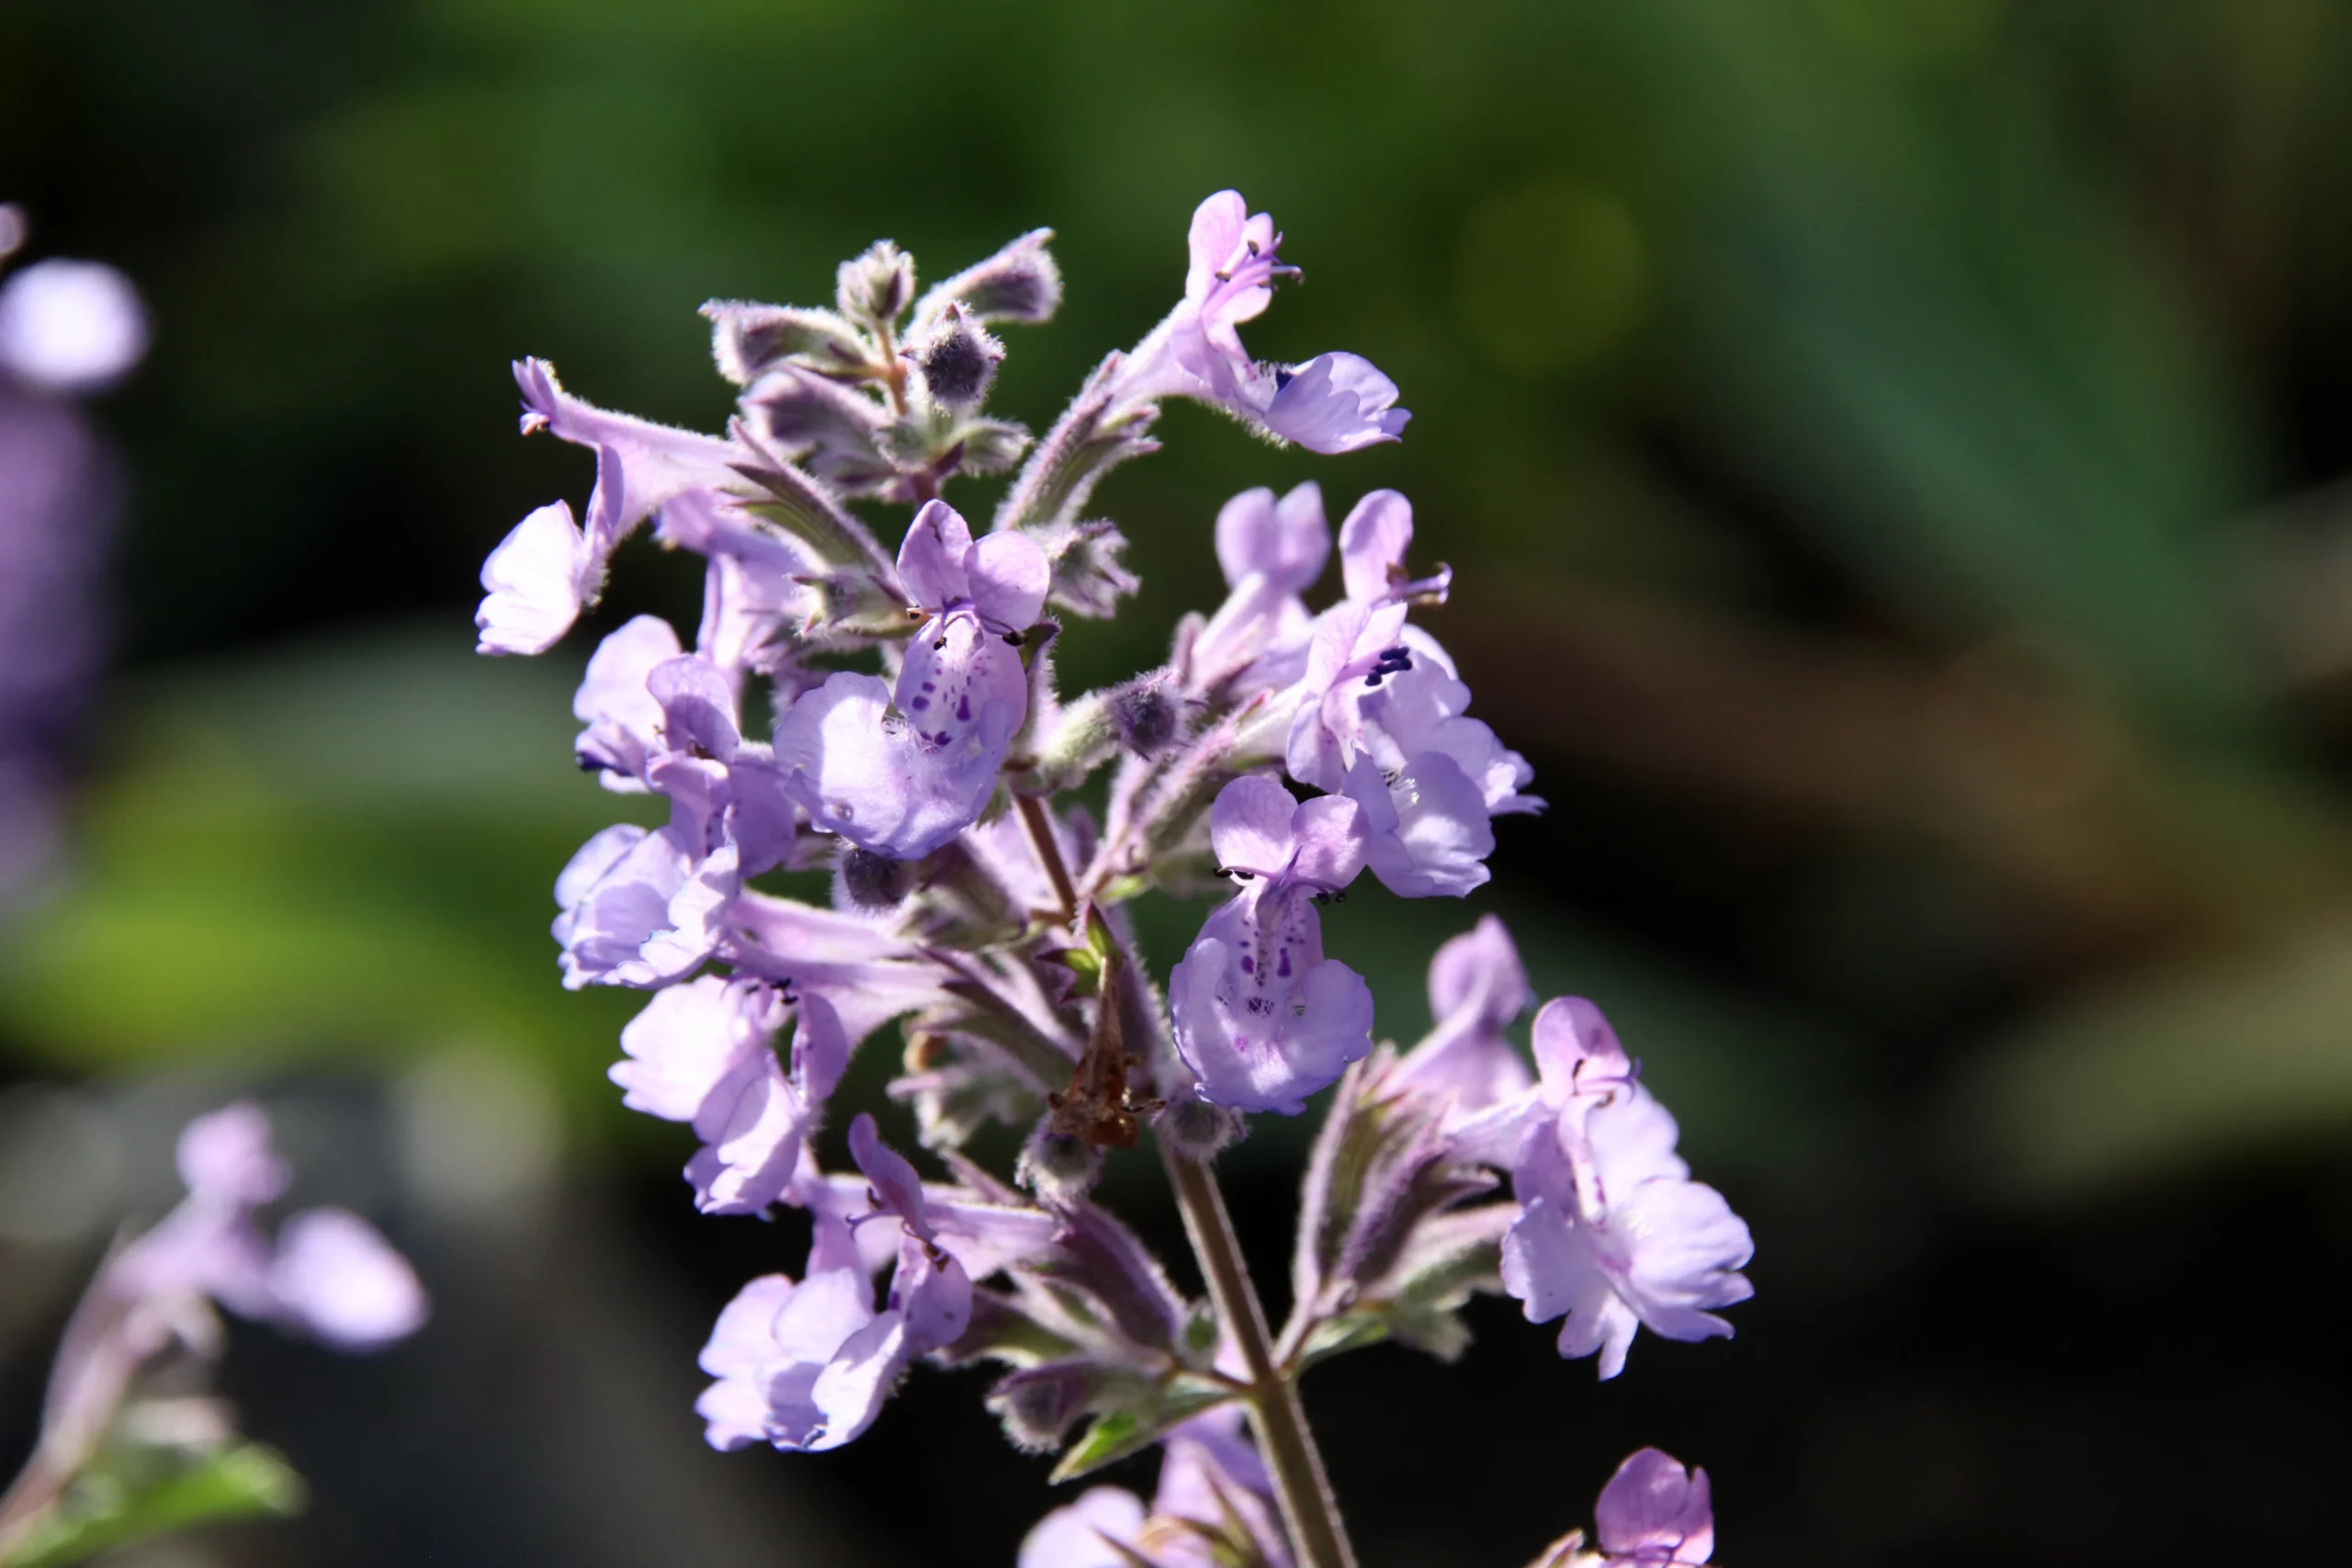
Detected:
[0,1104,427,1565]
[475,190,1753,1567]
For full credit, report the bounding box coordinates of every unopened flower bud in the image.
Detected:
[1157,1097,1245,1163]
[913,304,1002,409]
[987,1362,1100,1453]
[837,240,914,328]
[1110,678,1180,759]
[1015,1122,1102,1202]
[917,228,1063,325]
[836,846,913,911]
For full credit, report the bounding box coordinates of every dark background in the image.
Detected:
[4,1,2351,1563]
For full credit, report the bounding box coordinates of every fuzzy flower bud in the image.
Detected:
[1155,1097,1246,1163]
[1109,677,1181,758]
[913,304,1003,408]
[917,228,1063,326]
[837,240,915,329]
[1015,1122,1102,1202]
[836,845,915,911]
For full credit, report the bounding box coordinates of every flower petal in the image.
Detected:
[476,502,593,656]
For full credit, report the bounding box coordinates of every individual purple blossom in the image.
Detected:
[552,820,715,989]
[475,357,743,656]
[1189,482,1329,693]
[1117,192,1409,455]
[555,653,798,987]
[1283,491,1536,897]
[1169,775,1376,1113]
[92,1104,424,1371]
[14,1103,424,1532]
[774,500,1047,859]
[695,1114,1058,1451]
[573,615,681,789]
[609,976,853,1214]
[1468,998,1753,1380]
[1392,914,1534,1111]
[121,1105,427,1350]
[1592,1448,1714,1567]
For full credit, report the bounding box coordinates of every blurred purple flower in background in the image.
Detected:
[0,1102,425,1552]
[0,204,146,900]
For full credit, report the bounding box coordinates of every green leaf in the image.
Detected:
[4,1444,305,1568]
[1047,1383,1237,1483]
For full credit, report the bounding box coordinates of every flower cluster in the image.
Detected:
[476,191,1748,1566]
[0,204,146,898]
[1,1104,425,1557]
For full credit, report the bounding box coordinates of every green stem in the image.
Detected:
[1163,1148,1360,1568]
[1009,785,1356,1568]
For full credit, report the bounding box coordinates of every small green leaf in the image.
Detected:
[4,1443,305,1568]
[1047,1385,1238,1483]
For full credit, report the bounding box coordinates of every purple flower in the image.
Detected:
[1283,492,1535,897]
[555,652,801,987]
[1261,353,1409,455]
[1487,999,1754,1380]
[24,1102,425,1509]
[552,820,712,988]
[1118,192,1410,455]
[1392,915,1534,1111]
[774,501,1047,859]
[694,1114,1040,1452]
[1169,775,1376,1112]
[1341,750,1496,898]
[1592,1448,1714,1567]
[476,502,596,658]
[1189,482,1329,693]
[475,357,743,656]
[111,1104,427,1351]
[610,976,853,1214]
[573,615,682,789]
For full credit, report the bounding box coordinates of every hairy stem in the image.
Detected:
[1164,1149,1360,1568]
[1010,788,1356,1567]
[1014,792,1080,925]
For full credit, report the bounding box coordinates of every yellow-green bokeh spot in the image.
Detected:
[1453,177,1646,378]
